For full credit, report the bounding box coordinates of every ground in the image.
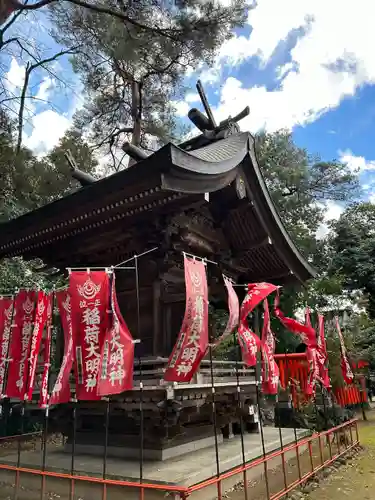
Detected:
[227,410,375,500]
[304,412,375,500]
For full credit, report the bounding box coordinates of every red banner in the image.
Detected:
[335,316,354,384]
[69,271,110,400]
[213,275,239,348]
[98,277,134,396]
[274,295,318,395]
[39,294,54,408]
[304,307,319,395]
[6,290,36,399]
[0,297,14,396]
[164,256,209,382]
[26,292,49,401]
[274,293,317,347]
[317,314,330,388]
[238,322,260,367]
[50,290,74,405]
[237,283,277,368]
[240,283,278,322]
[261,300,279,394]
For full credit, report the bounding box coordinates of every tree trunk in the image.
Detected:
[131,80,141,146]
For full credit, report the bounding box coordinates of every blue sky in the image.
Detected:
[2,0,375,226]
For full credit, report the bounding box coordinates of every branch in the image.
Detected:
[10,0,179,40]
[15,46,77,154]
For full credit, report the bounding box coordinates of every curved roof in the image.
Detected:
[0,132,315,283]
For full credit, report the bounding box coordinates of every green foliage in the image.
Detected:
[256,130,358,264]
[48,0,247,165]
[329,203,375,317]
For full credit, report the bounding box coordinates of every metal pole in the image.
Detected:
[40,290,55,500]
[69,399,77,500]
[1,292,17,439]
[233,332,248,500]
[102,397,110,500]
[284,350,302,482]
[253,308,270,500]
[254,352,270,500]
[208,343,221,500]
[275,390,288,493]
[135,255,144,500]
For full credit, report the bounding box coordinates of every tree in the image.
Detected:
[256,130,358,265]
[329,203,375,318]
[0,110,97,220]
[48,0,247,168]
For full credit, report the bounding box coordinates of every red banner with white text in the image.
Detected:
[261,300,279,394]
[240,283,278,322]
[237,283,277,367]
[274,295,318,395]
[0,297,14,396]
[335,316,354,384]
[317,314,330,388]
[304,308,320,396]
[6,290,36,399]
[50,290,74,405]
[98,277,134,396]
[213,275,239,348]
[238,322,261,367]
[39,294,54,408]
[164,256,208,382]
[69,271,110,400]
[26,291,49,401]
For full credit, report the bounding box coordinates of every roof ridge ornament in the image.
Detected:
[187,80,250,140]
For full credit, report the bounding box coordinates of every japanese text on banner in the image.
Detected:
[164,256,208,382]
[69,271,110,400]
[26,291,49,401]
[335,316,354,384]
[50,291,74,405]
[98,276,134,396]
[39,294,54,408]
[0,297,14,396]
[6,290,36,400]
[261,299,279,395]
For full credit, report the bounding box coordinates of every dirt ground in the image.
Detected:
[227,410,375,500]
[304,411,375,500]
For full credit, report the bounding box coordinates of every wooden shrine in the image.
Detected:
[0,82,315,459]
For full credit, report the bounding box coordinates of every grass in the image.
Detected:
[305,410,375,500]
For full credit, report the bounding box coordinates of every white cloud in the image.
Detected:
[316,200,344,239]
[196,0,375,133]
[35,77,55,101]
[172,100,190,117]
[185,92,200,103]
[24,110,71,155]
[5,58,25,91]
[338,149,375,174]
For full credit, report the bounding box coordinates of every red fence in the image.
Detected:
[274,353,367,407]
[0,419,359,500]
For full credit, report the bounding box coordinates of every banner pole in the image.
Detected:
[134,255,144,500]
[254,308,270,500]
[208,341,221,499]
[40,290,55,500]
[284,349,302,482]
[102,397,110,500]
[233,331,248,500]
[15,292,37,500]
[1,292,17,437]
[69,398,77,500]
